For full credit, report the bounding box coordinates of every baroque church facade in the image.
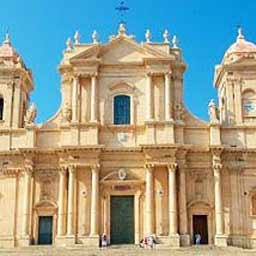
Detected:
[0,24,256,249]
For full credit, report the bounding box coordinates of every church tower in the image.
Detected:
[0,33,33,129]
[214,28,256,126]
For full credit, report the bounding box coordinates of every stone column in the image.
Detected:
[145,164,154,235]
[214,165,224,235]
[178,153,190,246]
[67,165,76,236]
[22,167,32,238]
[72,76,79,122]
[146,73,153,121]
[212,148,227,246]
[57,167,67,236]
[90,75,98,122]
[168,163,178,235]
[90,165,99,237]
[165,72,172,121]
[168,163,180,247]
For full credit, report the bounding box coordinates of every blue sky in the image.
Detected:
[0,0,255,123]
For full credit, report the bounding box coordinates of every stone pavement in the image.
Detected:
[0,245,256,256]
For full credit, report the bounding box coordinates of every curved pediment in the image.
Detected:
[100,168,141,183]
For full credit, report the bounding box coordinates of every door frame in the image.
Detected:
[100,183,143,244]
[38,216,54,245]
[33,200,58,245]
[188,200,214,245]
[192,214,208,244]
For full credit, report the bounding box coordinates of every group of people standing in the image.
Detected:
[99,234,157,249]
[139,235,156,249]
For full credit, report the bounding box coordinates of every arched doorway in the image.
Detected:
[188,200,214,245]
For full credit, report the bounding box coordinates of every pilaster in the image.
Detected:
[211,147,227,247]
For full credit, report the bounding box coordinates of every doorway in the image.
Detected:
[193,215,208,244]
[38,216,53,245]
[110,196,134,244]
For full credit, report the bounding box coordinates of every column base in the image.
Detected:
[55,236,67,246]
[64,235,76,246]
[168,234,180,247]
[214,235,228,247]
[19,235,31,247]
[180,234,190,247]
[76,235,99,246]
[0,236,15,248]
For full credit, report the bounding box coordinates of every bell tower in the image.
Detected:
[0,33,33,128]
[214,28,256,125]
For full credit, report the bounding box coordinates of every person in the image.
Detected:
[101,233,108,248]
[147,235,154,249]
[195,233,201,245]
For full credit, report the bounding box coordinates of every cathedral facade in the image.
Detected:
[0,24,256,249]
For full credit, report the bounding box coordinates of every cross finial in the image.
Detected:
[115,1,130,25]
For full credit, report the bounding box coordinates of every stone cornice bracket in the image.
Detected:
[167,162,178,172]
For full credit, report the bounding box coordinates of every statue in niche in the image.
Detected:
[24,103,37,125]
[208,99,219,124]
[175,103,185,121]
[61,102,72,123]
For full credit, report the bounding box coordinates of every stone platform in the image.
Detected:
[0,246,256,256]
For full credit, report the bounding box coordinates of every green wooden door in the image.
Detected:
[38,216,53,245]
[110,196,134,244]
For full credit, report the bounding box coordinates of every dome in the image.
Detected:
[222,28,256,64]
[0,33,26,68]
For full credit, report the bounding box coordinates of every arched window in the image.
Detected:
[0,97,3,120]
[242,89,256,117]
[252,194,256,216]
[114,95,130,125]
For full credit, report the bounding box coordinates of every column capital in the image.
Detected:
[167,162,178,172]
[144,163,154,170]
[90,72,98,78]
[59,166,67,175]
[164,71,172,77]
[90,164,100,171]
[73,74,81,80]
[68,164,77,174]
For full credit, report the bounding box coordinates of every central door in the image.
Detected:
[110,196,134,244]
[193,215,208,244]
[38,216,53,245]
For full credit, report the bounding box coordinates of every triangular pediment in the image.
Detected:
[99,37,169,64]
[69,36,173,64]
